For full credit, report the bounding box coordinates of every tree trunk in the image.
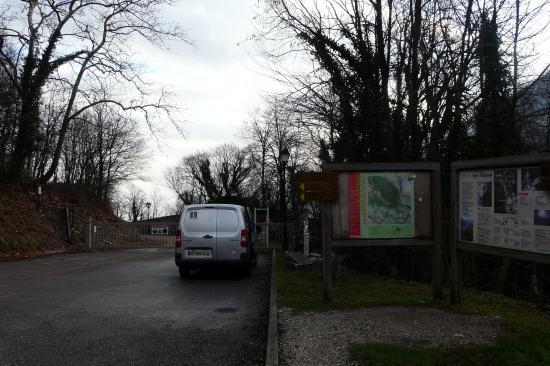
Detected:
[404,0,422,161]
[8,94,39,181]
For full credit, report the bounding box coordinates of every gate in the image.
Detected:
[87,221,178,249]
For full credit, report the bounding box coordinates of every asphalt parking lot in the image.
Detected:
[0,249,270,366]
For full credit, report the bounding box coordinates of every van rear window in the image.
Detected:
[183,209,217,233]
[217,209,239,234]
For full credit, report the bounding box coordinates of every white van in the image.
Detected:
[175,204,257,277]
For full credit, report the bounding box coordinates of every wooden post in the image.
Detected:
[65,204,72,244]
[85,219,93,250]
[432,168,443,302]
[37,185,42,212]
[322,201,332,303]
[450,168,461,304]
[495,257,511,293]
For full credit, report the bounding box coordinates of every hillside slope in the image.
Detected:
[0,183,120,258]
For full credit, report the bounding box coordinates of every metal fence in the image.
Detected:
[86,221,297,250]
[259,223,296,250]
[88,222,177,249]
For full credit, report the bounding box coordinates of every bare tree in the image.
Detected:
[518,70,550,151]
[242,109,271,206]
[0,0,189,182]
[241,97,313,225]
[163,199,185,216]
[257,0,395,162]
[149,188,164,218]
[165,157,207,205]
[110,188,126,219]
[126,185,146,222]
[165,144,253,204]
[254,0,548,164]
[0,47,19,176]
[58,104,146,199]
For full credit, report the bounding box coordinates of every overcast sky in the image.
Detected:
[128,0,277,208]
[124,0,550,214]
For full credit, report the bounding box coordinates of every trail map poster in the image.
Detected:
[348,172,415,238]
[459,167,550,254]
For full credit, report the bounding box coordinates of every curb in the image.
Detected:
[0,249,68,262]
[265,249,278,366]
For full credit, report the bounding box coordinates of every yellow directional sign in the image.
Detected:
[298,182,310,203]
[296,172,339,202]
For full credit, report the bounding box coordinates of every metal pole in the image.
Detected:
[282,164,288,253]
[546,110,549,152]
[432,168,443,302]
[322,202,332,303]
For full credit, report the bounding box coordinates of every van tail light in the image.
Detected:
[175,229,182,248]
[241,229,248,248]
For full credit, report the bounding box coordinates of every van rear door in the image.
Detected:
[181,206,218,260]
[216,207,243,261]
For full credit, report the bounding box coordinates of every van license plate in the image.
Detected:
[185,249,212,258]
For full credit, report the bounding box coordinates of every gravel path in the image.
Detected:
[279,307,504,366]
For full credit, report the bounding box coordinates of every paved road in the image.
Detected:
[0,249,270,365]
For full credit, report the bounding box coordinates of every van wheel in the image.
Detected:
[179,267,191,279]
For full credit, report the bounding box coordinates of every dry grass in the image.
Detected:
[0,183,120,258]
[0,183,61,254]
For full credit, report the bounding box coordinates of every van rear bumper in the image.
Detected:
[175,253,251,268]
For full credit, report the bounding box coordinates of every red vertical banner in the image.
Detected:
[348,172,360,238]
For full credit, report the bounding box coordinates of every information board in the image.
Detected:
[458,166,550,254]
[347,172,415,238]
[321,162,442,302]
[328,166,434,241]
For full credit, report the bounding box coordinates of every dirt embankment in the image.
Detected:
[0,183,120,259]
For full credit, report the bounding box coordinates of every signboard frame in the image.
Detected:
[323,162,443,302]
[450,153,550,304]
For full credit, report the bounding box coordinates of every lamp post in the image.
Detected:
[280,147,290,253]
[146,202,151,220]
[546,108,549,152]
[287,165,298,250]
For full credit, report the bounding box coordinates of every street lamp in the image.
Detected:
[146,202,151,220]
[280,147,290,253]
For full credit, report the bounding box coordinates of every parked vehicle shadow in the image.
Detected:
[179,267,253,280]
